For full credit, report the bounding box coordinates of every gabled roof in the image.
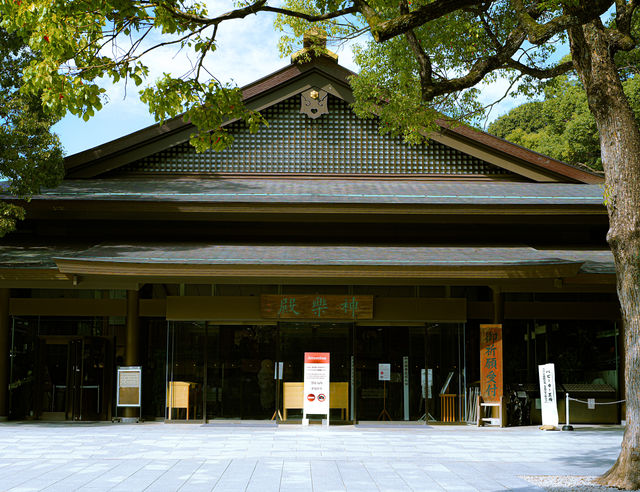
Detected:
[63,54,602,184]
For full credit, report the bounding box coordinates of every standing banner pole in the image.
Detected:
[562,392,574,431]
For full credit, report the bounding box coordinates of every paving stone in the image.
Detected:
[0,422,624,491]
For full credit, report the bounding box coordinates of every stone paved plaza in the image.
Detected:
[0,422,624,491]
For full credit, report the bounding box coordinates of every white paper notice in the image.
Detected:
[378,363,391,381]
[303,352,330,417]
[538,363,559,427]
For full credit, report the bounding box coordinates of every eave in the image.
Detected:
[17,199,607,223]
[54,258,582,280]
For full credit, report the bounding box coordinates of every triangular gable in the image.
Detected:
[108,94,516,179]
[64,56,602,184]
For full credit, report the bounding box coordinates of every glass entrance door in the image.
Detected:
[355,326,426,421]
[205,325,277,420]
[166,322,277,421]
[279,322,353,422]
[37,336,112,421]
[426,323,466,422]
[166,322,205,421]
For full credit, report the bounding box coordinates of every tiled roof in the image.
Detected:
[0,242,612,274]
[0,243,93,269]
[22,179,605,206]
[55,244,613,272]
[0,242,615,274]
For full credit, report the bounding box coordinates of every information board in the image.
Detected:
[303,352,330,420]
[117,366,142,407]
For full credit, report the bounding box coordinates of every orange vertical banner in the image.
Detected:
[480,324,503,403]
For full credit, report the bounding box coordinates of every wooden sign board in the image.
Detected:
[261,295,373,319]
[480,324,503,403]
[117,366,141,407]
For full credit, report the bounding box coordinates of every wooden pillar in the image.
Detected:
[491,286,503,324]
[124,290,140,418]
[125,290,140,366]
[0,289,9,420]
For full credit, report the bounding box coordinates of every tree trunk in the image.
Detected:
[569,20,640,490]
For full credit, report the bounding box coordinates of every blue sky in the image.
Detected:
[52,11,534,157]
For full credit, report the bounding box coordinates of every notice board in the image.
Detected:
[117,366,142,407]
[303,352,330,418]
[479,324,503,403]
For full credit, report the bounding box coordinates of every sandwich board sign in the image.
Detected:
[303,352,330,425]
[117,366,141,407]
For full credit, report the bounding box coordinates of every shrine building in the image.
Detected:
[0,35,621,425]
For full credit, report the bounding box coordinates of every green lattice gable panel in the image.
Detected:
[116,95,515,177]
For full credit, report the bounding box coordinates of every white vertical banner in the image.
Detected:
[538,363,559,427]
[403,356,409,421]
[303,352,330,422]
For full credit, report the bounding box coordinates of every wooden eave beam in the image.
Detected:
[433,122,603,184]
[0,270,615,290]
[0,268,70,282]
[18,199,607,221]
[53,258,583,279]
[431,132,567,183]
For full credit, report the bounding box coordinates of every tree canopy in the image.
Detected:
[488,75,640,171]
[0,24,64,235]
[0,0,614,148]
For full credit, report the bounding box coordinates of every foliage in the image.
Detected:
[0,24,63,236]
[0,0,624,151]
[488,76,640,171]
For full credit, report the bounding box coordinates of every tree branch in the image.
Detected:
[420,24,528,100]
[614,0,637,36]
[196,25,218,82]
[261,5,359,21]
[356,0,483,43]
[513,0,611,45]
[157,0,268,25]
[158,0,357,27]
[479,13,502,51]
[399,0,433,99]
[504,59,573,79]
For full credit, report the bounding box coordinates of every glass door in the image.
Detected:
[37,336,112,421]
[167,322,277,421]
[355,326,426,422]
[205,325,277,420]
[166,322,205,421]
[426,323,466,422]
[279,322,353,422]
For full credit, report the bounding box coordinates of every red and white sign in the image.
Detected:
[303,352,330,418]
[378,363,391,381]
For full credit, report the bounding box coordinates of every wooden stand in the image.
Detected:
[377,381,391,421]
[282,382,348,420]
[440,394,456,422]
[167,381,193,420]
[477,395,505,427]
